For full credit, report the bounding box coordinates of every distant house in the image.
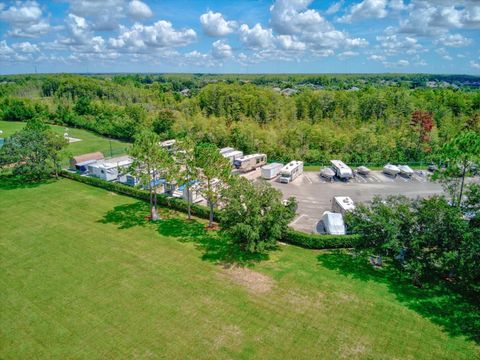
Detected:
[180,88,190,97]
[70,152,104,170]
[281,88,298,96]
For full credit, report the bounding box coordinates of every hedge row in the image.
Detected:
[282,229,361,249]
[60,171,217,220]
[61,171,359,249]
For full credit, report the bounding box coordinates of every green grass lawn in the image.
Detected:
[0,121,130,165]
[0,178,478,359]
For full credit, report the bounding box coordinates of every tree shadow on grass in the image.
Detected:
[317,250,480,344]
[0,174,53,190]
[99,201,269,266]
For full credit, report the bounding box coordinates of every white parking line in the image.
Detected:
[303,174,313,184]
[291,214,307,226]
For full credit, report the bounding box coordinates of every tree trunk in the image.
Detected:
[209,201,214,228]
[186,185,192,220]
[458,162,467,208]
[152,190,159,221]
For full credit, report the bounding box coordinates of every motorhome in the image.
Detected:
[279,161,304,183]
[222,150,244,164]
[219,147,235,155]
[159,139,176,152]
[330,160,353,181]
[383,164,400,177]
[261,163,283,180]
[321,211,346,235]
[398,165,414,177]
[233,154,267,172]
[332,196,355,216]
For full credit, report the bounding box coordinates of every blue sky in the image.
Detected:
[0,0,479,74]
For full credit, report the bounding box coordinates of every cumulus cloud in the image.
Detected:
[239,23,274,49]
[0,0,50,38]
[470,60,480,69]
[127,1,153,20]
[434,33,472,47]
[376,34,423,56]
[211,39,233,59]
[67,0,126,31]
[12,41,40,53]
[326,1,344,15]
[338,0,389,23]
[368,54,386,61]
[200,11,237,37]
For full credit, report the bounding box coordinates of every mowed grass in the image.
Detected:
[0,179,479,359]
[0,121,130,165]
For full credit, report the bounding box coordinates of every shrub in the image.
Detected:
[282,229,361,249]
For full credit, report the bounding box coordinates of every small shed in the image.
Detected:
[70,152,104,169]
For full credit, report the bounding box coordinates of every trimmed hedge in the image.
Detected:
[282,229,361,249]
[60,171,217,220]
[62,171,359,249]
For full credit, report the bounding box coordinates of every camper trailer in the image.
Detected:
[332,196,355,216]
[160,139,176,152]
[233,154,267,172]
[118,173,141,187]
[330,160,353,181]
[383,164,400,177]
[320,167,335,181]
[222,150,244,164]
[261,163,283,180]
[398,165,414,177]
[321,211,346,235]
[279,161,304,183]
[172,181,202,203]
[219,147,235,155]
[88,156,133,182]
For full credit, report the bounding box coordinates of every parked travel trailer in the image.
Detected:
[398,165,414,177]
[172,181,202,203]
[219,147,235,155]
[74,159,98,173]
[118,173,141,187]
[160,139,176,152]
[383,164,400,177]
[88,156,133,182]
[320,167,335,181]
[330,160,353,181]
[356,166,370,176]
[332,196,355,216]
[233,153,267,172]
[222,150,244,164]
[279,161,304,183]
[321,211,346,235]
[261,163,283,180]
[70,151,104,170]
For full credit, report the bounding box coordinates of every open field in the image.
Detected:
[0,121,130,165]
[1,177,479,359]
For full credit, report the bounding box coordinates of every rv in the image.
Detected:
[159,139,176,152]
[222,150,244,164]
[321,211,346,235]
[233,154,267,172]
[88,156,133,182]
[279,161,304,183]
[219,147,235,155]
[320,167,335,181]
[398,165,414,177]
[172,181,203,203]
[383,164,400,177]
[261,163,283,180]
[332,196,355,216]
[330,160,353,181]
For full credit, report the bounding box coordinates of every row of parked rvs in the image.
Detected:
[320,160,416,181]
[259,160,305,183]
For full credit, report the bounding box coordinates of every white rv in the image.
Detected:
[398,165,414,177]
[321,211,346,235]
[330,160,353,181]
[383,164,400,177]
[88,156,133,182]
[222,150,244,164]
[219,147,235,155]
[159,139,176,152]
[332,196,355,216]
[261,163,283,180]
[172,181,202,203]
[233,154,267,172]
[279,161,304,183]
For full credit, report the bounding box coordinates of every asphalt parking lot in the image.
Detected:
[250,169,445,233]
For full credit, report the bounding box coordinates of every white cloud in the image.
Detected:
[12,41,40,53]
[0,0,50,38]
[200,11,237,37]
[326,1,344,15]
[239,23,274,49]
[470,60,480,69]
[127,1,152,20]
[338,0,388,23]
[383,59,410,68]
[376,34,423,55]
[368,54,385,61]
[276,35,306,51]
[434,33,472,47]
[389,0,406,12]
[211,39,233,59]
[338,50,359,59]
[67,0,126,31]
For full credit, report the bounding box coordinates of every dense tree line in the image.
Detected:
[0,74,479,165]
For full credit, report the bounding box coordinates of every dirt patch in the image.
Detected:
[338,340,368,359]
[213,324,243,350]
[220,265,274,294]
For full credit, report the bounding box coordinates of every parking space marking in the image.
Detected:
[303,173,313,184]
[291,214,307,226]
